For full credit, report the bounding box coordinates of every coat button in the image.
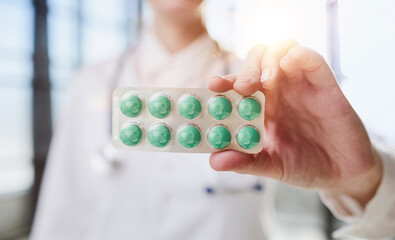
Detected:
[205,187,214,194]
[253,183,264,191]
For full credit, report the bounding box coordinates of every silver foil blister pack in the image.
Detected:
[112,87,265,153]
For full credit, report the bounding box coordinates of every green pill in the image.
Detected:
[209,96,232,120]
[119,123,142,146]
[178,125,201,149]
[120,93,143,117]
[237,126,260,149]
[148,124,171,148]
[148,95,172,118]
[238,97,261,121]
[208,125,231,149]
[178,95,202,119]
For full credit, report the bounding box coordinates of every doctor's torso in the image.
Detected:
[31,30,273,240]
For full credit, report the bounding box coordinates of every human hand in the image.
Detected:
[208,40,382,207]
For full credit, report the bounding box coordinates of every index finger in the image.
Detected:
[233,44,267,96]
[208,74,237,92]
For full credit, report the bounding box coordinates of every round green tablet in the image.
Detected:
[237,126,260,149]
[148,95,172,118]
[208,125,231,149]
[120,93,143,117]
[178,125,201,149]
[178,95,202,119]
[148,124,171,148]
[209,96,232,120]
[238,97,261,121]
[119,123,142,146]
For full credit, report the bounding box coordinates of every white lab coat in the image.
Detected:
[31,30,276,240]
[31,29,395,240]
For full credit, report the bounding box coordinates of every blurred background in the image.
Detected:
[0,0,394,239]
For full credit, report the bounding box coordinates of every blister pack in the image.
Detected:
[112,87,265,154]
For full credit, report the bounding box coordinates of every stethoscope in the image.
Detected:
[90,36,264,194]
[90,50,132,177]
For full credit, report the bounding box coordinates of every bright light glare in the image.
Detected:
[234,0,326,58]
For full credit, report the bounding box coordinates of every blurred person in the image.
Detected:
[31,1,395,240]
[32,0,271,239]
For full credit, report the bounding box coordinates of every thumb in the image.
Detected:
[209,150,283,180]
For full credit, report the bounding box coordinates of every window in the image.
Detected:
[0,0,34,195]
[48,0,139,123]
[0,0,140,237]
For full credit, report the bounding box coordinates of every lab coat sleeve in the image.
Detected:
[321,144,395,239]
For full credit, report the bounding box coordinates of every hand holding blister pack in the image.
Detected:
[112,87,265,153]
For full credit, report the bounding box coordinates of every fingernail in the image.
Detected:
[221,75,232,81]
[260,68,272,82]
[209,75,223,82]
[235,76,251,85]
[209,75,222,79]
